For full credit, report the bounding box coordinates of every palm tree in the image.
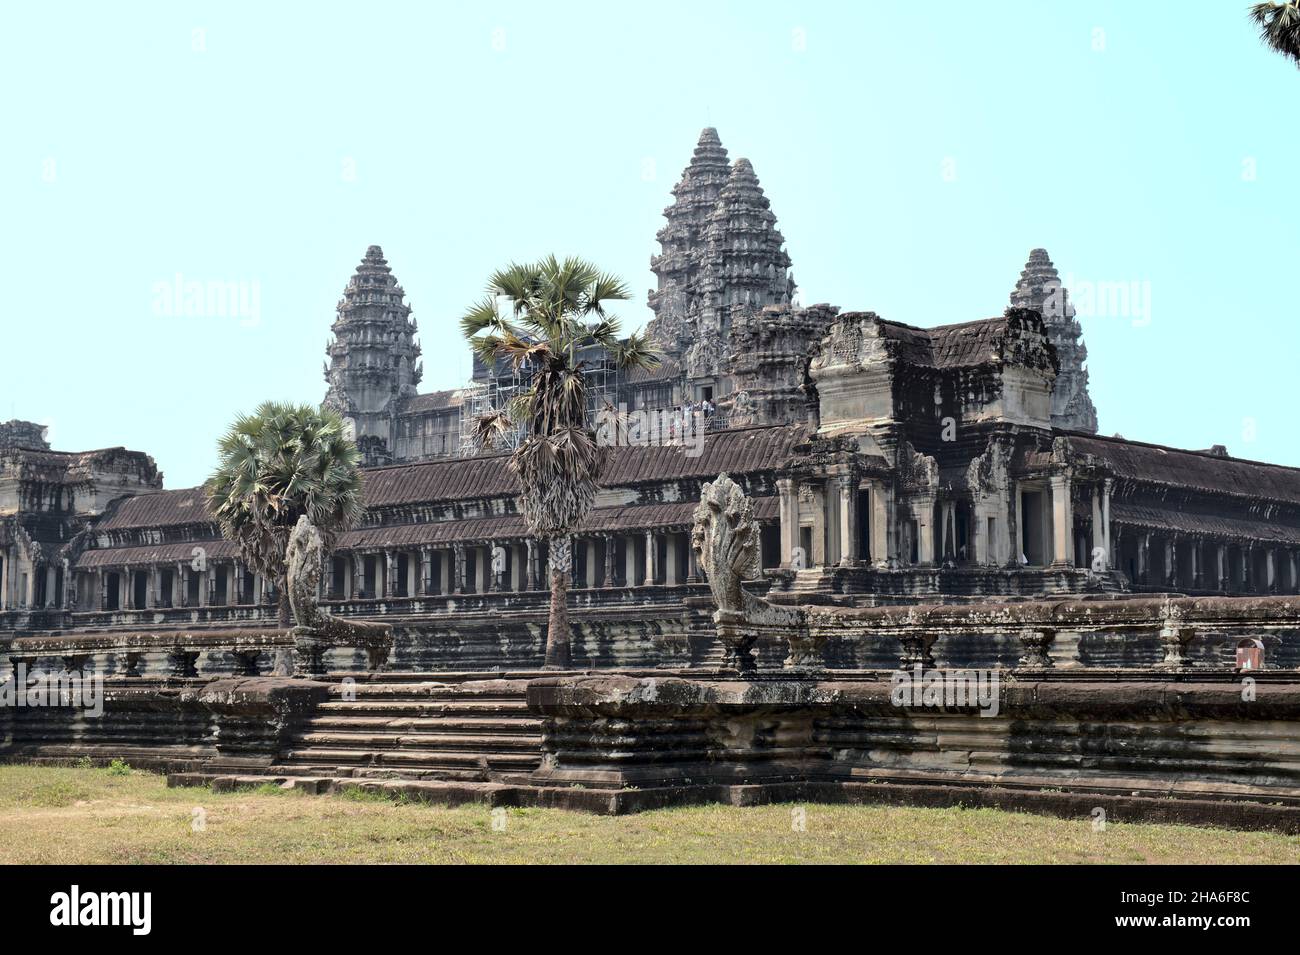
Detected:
[207,402,363,627]
[461,256,660,668]
[1250,1,1300,67]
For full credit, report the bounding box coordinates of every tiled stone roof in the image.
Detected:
[1067,432,1300,506]
[1110,502,1300,545]
[86,426,805,531]
[73,498,779,567]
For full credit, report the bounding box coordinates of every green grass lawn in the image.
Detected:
[0,764,1296,864]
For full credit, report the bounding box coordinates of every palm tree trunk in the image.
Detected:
[544,535,571,668]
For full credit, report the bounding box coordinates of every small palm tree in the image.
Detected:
[1250,1,1300,67]
[207,402,363,627]
[461,256,660,668]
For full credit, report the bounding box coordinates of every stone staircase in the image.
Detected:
[271,673,547,783]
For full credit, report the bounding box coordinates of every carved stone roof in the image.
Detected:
[1110,501,1300,545]
[1066,432,1300,506]
[90,426,808,534]
[396,389,464,415]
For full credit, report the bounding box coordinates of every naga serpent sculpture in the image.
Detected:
[285,515,393,674]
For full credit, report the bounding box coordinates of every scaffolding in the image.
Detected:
[457,359,531,457]
[457,345,625,458]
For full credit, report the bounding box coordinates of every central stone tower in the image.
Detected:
[323,245,423,466]
[647,129,796,401]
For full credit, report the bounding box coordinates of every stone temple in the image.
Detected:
[4,129,1300,825]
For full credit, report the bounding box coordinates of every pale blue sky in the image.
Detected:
[2,1,1296,487]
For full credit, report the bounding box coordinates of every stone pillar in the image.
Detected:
[602,534,615,587]
[453,543,466,594]
[616,535,630,586]
[581,539,595,589]
[525,540,539,592]
[417,547,430,595]
[1267,549,1278,593]
[837,476,858,566]
[687,535,701,583]
[871,482,891,568]
[381,551,394,599]
[1090,485,1106,570]
[440,549,452,594]
[477,545,491,593]
[913,493,936,566]
[1243,545,1254,593]
[665,532,680,585]
[98,569,107,610]
[1048,473,1072,567]
[1138,534,1150,584]
[1101,479,1113,557]
[490,541,505,592]
[777,477,799,568]
[810,484,827,567]
[1216,543,1228,591]
[644,531,658,586]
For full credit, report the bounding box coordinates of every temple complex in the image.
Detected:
[4,130,1300,826]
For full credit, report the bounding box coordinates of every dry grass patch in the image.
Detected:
[0,765,1296,864]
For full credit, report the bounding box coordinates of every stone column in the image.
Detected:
[353,554,365,599]
[1138,533,1150,584]
[1190,541,1201,590]
[1243,545,1254,593]
[477,545,491,593]
[665,532,680,585]
[419,547,432,595]
[98,569,107,610]
[1267,549,1278,593]
[440,549,453,594]
[382,551,395,599]
[453,544,466,594]
[602,534,615,587]
[810,484,827,567]
[1101,479,1113,557]
[1091,485,1106,570]
[913,493,936,566]
[1048,473,1072,567]
[777,477,799,568]
[871,482,891,568]
[525,539,539,592]
[1166,539,1177,588]
[1216,543,1228,591]
[687,535,701,583]
[583,539,597,589]
[644,530,658,586]
[625,535,638,585]
[838,476,858,566]
[489,542,504,592]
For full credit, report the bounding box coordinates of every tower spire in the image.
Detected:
[1010,248,1098,433]
[324,245,423,465]
[646,128,732,355]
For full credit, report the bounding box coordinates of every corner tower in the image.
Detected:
[1010,248,1097,433]
[323,245,423,466]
